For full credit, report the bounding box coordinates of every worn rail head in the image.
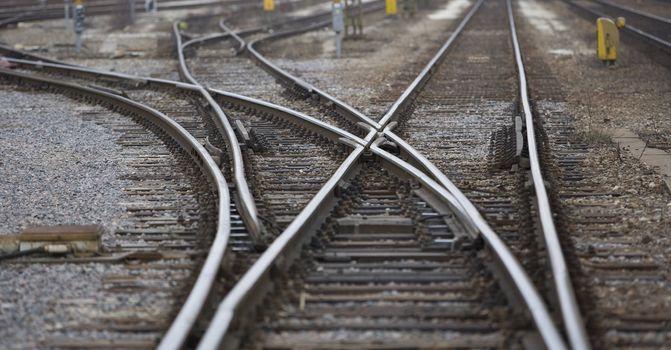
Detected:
[191,1,578,348]
[243,1,385,130]
[507,0,590,349]
[0,67,232,350]
[173,20,266,249]
[197,145,364,350]
[377,0,484,127]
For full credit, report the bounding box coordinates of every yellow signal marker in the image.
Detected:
[263,0,275,12]
[596,17,625,64]
[386,0,397,15]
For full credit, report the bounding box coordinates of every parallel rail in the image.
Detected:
[191,0,577,348]
[0,0,242,27]
[244,0,385,132]
[0,53,260,349]
[507,0,590,348]
[564,0,671,51]
[0,66,232,347]
[2,0,592,347]
[591,0,671,26]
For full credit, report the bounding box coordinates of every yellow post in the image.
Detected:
[596,17,625,64]
[386,0,397,15]
[263,0,275,12]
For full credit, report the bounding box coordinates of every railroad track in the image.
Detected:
[176,0,385,141]
[514,1,671,348]
[0,0,607,348]
[0,0,247,27]
[166,0,592,349]
[178,0,317,37]
[0,7,363,347]
[0,67,229,348]
[564,0,671,53]
[392,0,543,316]
[173,3,367,241]
[229,162,514,349]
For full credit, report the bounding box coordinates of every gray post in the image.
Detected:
[145,0,157,13]
[74,4,85,52]
[64,0,71,30]
[129,0,136,23]
[332,1,344,58]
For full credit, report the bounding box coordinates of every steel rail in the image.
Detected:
[244,0,385,130]
[369,0,488,221]
[365,0,586,344]
[1,31,377,350]
[591,0,671,25]
[218,20,247,54]
[176,0,332,52]
[195,0,571,348]
[196,131,567,349]
[377,0,484,127]
[0,43,71,65]
[563,0,671,50]
[0,0,238,27]
[209,88,367,146]
[3,57,263,247]
[507,0,590,349]
[1,34,375,349]
[0,54,265,350]
[172,20,265,253]
[197,144,363,350]
[196,136,492,349]
[0,66,232,350]
[171,14,396,346]
[370,137,568,349]
[219,0,483,198]
[214,0,355,51]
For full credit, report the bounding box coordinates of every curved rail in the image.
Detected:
[172,20,265,252]
[0,53,265,349]
[0,21,378,349]
[194,1,572,347]
[507,0,590,348]
[369,138,567,348]
[198,144,363,350]
[2,55,263,248]
[209,88,367,146]
[244,1,384,130]
[0,66,232,350]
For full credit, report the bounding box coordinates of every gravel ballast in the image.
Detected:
[0,87,127,236]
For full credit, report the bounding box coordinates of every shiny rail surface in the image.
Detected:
[243,1,385,132]
[1,1,590,347]
[591,0,671,25]
[0,38,360,350]
[564,0,671,51]
[164,9,381,347]
[0,0,242,27]
[0,53,253,349]
[195,0,572,348]
[1,55,263,251]
[0,66,232,347]
[506,0,590,348]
